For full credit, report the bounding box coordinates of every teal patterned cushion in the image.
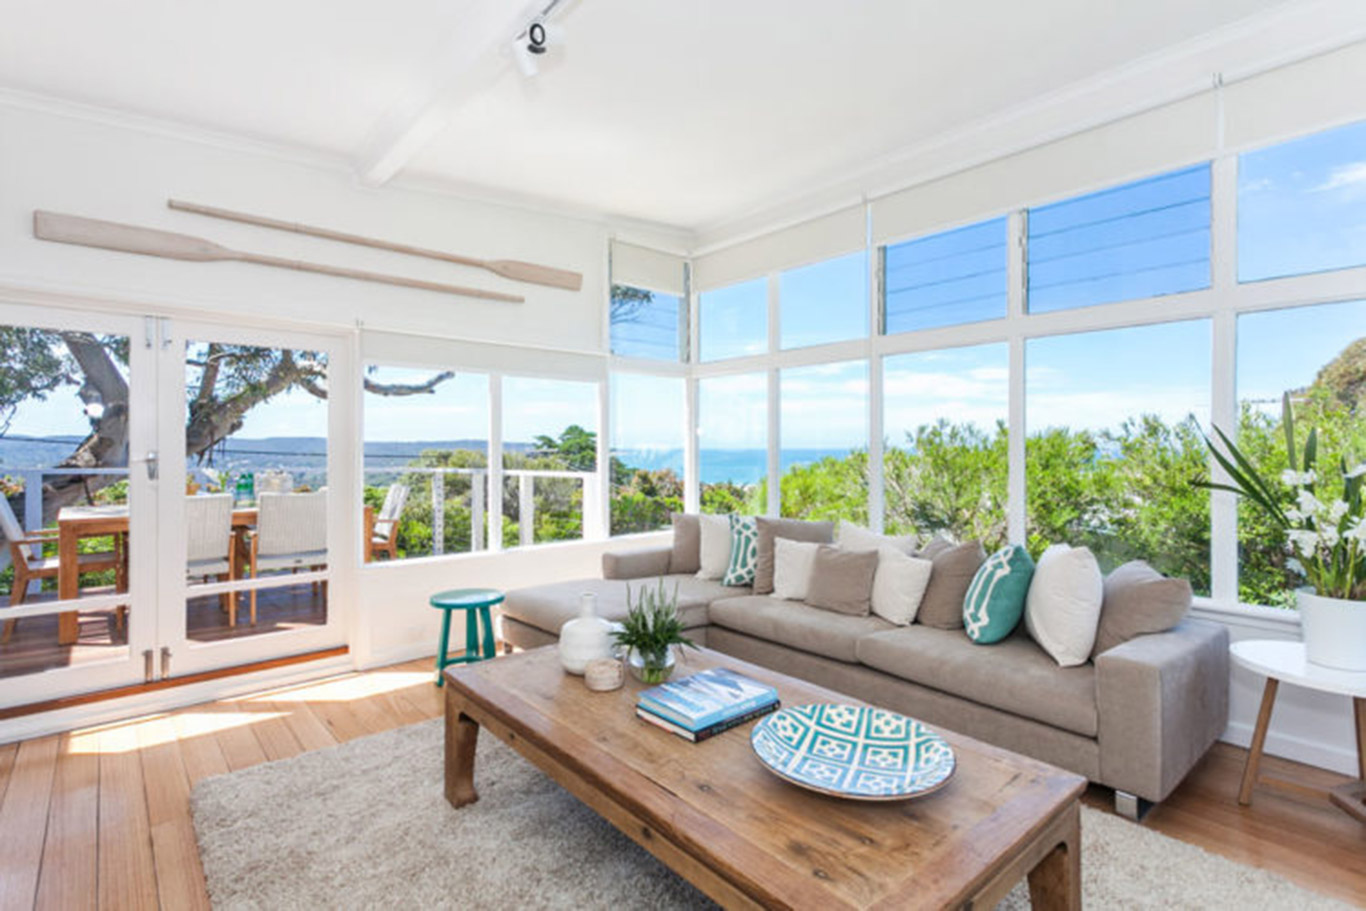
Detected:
[722,515,760,587]
[963,544,1035,644]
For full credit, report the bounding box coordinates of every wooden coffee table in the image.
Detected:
[444,647,1084,909]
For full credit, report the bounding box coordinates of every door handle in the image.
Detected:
[135,451,159,481]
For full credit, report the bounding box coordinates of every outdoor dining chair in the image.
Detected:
[185,493,236,618]
[0,495,124,644]
[368,482,409,561]
[245,491,327,626]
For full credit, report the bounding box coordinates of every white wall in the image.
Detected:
[0,103,606,350]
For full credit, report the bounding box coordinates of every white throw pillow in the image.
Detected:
[696,513,733,580]
[1024,544,1104,667]
[871,547,934,625]
[837,521,917,554]
[771,538,821,601]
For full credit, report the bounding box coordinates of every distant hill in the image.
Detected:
[1313,337,1366,409]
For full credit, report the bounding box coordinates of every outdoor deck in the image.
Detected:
[0,585,327,679]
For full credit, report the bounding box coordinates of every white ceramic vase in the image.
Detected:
[559,593,614,674]
[1298,590,1366,672]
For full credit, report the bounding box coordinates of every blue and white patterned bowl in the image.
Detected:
[750,703,956,801]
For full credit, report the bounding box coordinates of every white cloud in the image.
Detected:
[1314,161,1366,195]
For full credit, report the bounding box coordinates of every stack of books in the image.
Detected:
[636,667,780,742]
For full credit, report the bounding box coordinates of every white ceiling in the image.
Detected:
[0,0,1328,238]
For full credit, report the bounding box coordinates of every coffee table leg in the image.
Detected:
[1239,677,1279,806]
[444,684,480,808]
[1027,802,1081,911]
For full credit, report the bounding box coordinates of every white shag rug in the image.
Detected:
[192,719,1353,910]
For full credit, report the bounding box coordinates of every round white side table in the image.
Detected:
[1230,639,1366,823]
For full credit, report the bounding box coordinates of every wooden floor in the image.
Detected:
[0,586,327,679]
[0,654,1361,910]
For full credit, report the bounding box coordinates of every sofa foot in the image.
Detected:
[1114,789,1153,821]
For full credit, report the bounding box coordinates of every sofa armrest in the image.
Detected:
[602,546,673,580]
[1095,618,1229,804]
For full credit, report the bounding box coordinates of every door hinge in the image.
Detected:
[160,646,172,680]
[143,649,154,683]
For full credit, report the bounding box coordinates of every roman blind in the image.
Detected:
[692,204,866,291]
[610,241,686,295]
[361,329,606,382]
[871,93,1218,246]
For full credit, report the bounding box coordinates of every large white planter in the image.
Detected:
[1298,590,1366,672]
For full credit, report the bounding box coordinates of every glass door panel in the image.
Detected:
[160,321,349,676]
[0,303,154,707]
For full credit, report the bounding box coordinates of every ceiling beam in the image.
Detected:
[353,1,538,187]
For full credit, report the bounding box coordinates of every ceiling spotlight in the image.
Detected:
[527,21,548,55]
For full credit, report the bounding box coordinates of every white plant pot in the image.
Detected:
[1298,590,1366,672]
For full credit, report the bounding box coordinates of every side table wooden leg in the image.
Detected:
[1239,677,1279,806]
[1328,697,1366,823]
[444,687,480,809]
[1027,802,1081,911]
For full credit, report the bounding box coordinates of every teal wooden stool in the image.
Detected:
[430,588,504,686]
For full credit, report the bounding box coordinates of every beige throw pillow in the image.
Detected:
[836,521,917,554]
[753,517,835,594]
[668,513,701,575]
[914,540,987,629]
[1024,544,1104,667]
[871,547,934,625]
[696,514,732,580]
[1090,560,1191,659]
[771,538,821,601]
[805,546,879,616]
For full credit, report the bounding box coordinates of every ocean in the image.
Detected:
[0,436,845,488]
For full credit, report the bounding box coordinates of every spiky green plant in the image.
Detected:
[611,578,696,681]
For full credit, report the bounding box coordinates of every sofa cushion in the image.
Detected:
[963,544,1035,644]
[697,514,732,579]
[753,517,835,594]
[772,538,821,601]
[501,574,735,636]
[1091,560,1191,659]
[806,545,878,616]
[722,514,760,586]
[856,626,1098,737]
[837,521,916,554]
[915,539,987,629]
[1025,543,1104,667]
[668,513,701,575]
[707,596,894,663]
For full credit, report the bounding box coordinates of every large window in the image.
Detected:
[1238,119,1366,283]
[882,344,1008,546]
[1026,321,1211,592]
[699,278,767,362]
[610,373,684,535]
[883,217,1007,334]
[1236,299,1366,606]
[502,377,598,546]
[697,373,766,514]
[610,284,683,361]
[1028,164,1211,313]
[780,252,868,349]
[779,361,868,521]
[363,366,489,560]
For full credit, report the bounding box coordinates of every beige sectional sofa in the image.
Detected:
[499,543,1229,817]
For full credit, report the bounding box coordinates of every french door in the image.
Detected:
[0,301,352,711]
[153,317,353,678]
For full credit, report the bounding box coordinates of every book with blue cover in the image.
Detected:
[637,667,778,731]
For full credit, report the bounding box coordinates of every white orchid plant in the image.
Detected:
[1201,394,1366,602]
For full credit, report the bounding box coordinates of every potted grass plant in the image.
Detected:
[1200,393,1366,670]
[612,578,697,683]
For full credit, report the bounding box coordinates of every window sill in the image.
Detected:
[1190,596,1301,634]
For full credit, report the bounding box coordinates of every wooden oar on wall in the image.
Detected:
[32,211,524,303]
[167,199,584,292]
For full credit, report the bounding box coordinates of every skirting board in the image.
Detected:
[1222,718,1358,777]
[0,653,354,746]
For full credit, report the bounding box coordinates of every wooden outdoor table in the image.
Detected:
[445,646,1085,910]
[53,502,370,645]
